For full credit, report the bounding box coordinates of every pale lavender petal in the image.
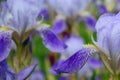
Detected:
[84,15,96,31]
[46,0,90,16]
[0,31,12,62]
[51,48,96,74]
[52,18,67,34]
[30,71,45,80]
[88,58,103,69]
[94,13,115,55]
[64,35,84,56]
[6,0,42,33]
[17,64,37,80]
[95,13,120,57]
[39,27,67,53]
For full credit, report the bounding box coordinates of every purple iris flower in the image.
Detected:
[92,12,120,74]
[46,0,91,17]
[51,12,120,75]
[50,35,97,74]
[1,0,42,34]
[0,0,66,53]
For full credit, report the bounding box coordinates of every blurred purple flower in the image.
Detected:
[38,8,49,20]
[46,0,91,17]
[52,17,67,34]
[83,14,96,31]
[97,4,108,15]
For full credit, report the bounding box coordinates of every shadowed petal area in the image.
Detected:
[88,57,103,69]
[17,64,37,80]
[50,60,64,75]
[39,27,67,53]
[51,48,96,74]
[0,31,12,62]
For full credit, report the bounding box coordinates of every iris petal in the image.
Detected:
[17,64,37,80]
[39,27,67,53]
[52,18,66,34]
[84,15,96,31]
[51,48,96,74]
[0,31,12,62]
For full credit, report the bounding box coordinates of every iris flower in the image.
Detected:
[0,0,66,53]
[50,12,120,75]
[46,0,91,17]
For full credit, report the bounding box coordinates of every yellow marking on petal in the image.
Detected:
[56,14,66,19]
[82,44,95,49]
[36,23,50,29]
[79,10,90,17]
[0,27,11,31]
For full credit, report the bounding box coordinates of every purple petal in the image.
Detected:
[0,60,15,80]
[64,35,84,56]
[39,27,67,53]
[30,71,45,80]
[17,64,37,80]
[58,76,68,80]
[97,4,108,15]
[84,15,96,31]
[39,8,49,20]
[52,18,67,34]
[0,31,12,62]
[50,60,64,75]
[51,48,96,74]
[88,57,103,69]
